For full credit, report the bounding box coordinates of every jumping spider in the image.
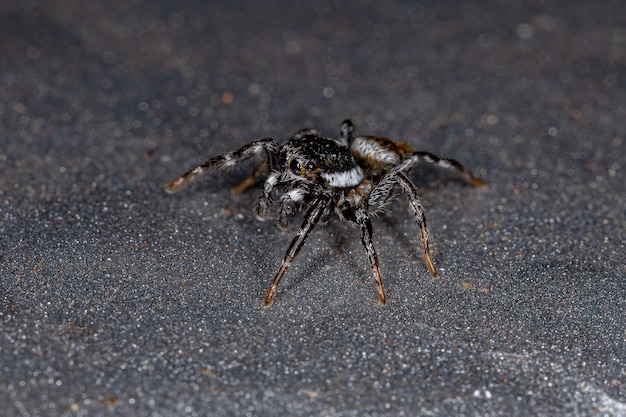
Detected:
[167,119,485,306]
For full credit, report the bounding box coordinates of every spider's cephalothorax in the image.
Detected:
[167,119,485,306]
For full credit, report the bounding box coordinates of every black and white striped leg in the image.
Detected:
[366,178,395,212]
[339,119,354,144]
[264,197,328,307]
[166,138,279,193]
[393,151,486,186]
[395,173,438,277]
[341,205,387,304]
[368,172,438,277]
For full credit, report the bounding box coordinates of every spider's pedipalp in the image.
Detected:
[277,186,308,230]
[166,138,279,193]
[254,170,281,221]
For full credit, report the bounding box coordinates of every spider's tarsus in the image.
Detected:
[469,176,487,187]
[374,269,387,305]
[166,177,185,193]
[378,289,388,305]
[263,292,275,308]
[426,255,439,277]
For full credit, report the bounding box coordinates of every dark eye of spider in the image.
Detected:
[289,159,302,174]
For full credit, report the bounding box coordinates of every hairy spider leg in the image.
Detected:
[166,138,279,193]
[368,170,438,277]
[264,197,328,307]
[393,151,486,186]
[319,199,336,225]
[339,119,355,144]
[339,202,387,304]
[395,173,438,276]
[276,186,309,230]
[254,170,280,221]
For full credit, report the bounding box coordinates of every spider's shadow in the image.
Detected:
[261,223,345,300]
[408,164,473,190]
[263,166,472,298]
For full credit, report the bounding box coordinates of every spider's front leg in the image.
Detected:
[264,196,328,307]
[369,172,438,277]
[339,201,387,305]
[166,138,279,193]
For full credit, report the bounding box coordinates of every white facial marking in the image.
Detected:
[321,166,364,188]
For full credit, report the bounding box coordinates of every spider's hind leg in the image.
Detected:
[166,138,279,193]
[397,151,486,186]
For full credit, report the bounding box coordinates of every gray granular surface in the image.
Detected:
[1,1,625,416]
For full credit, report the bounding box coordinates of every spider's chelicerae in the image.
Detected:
[167,119,485,306]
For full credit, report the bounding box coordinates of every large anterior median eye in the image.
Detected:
[289,159,302,174]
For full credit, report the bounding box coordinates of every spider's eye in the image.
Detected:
[289,159,302,174]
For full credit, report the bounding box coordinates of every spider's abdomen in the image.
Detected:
[350,135,414,169]
[282,135,363,188]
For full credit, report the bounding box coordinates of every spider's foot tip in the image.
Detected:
[276,217,290,231]
[426,260,439,277]
[471,177,487,187]
[378,293,388,305]
[166,179,184,193]
[263,292,275,308]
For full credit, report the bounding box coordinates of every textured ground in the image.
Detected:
[1,1,625,416]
